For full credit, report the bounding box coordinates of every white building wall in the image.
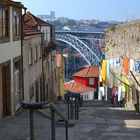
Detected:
[0,5,22,117]
[82,91,94,101]
[23,35,42,102]
[0,41,21,64]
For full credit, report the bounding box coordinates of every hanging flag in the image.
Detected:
[102,60,107,84]
[123,57,129,75]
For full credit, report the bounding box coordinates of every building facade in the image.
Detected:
[22,23,43,102]
[73,66,99,90]
[65,66,99,100]
[0,0,24,117]
[24,11,57,101]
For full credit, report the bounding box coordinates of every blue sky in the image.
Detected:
[18,0,140,21]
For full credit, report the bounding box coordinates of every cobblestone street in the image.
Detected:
[0,101,140,140]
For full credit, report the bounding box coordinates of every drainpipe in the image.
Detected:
[41,28,45,101]
[21,7,26,101]
[40,26,45,101]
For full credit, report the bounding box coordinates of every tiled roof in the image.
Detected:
[1,0,25,8]
[24,12,51,27]
[23,22,42,36]
[65,80,95,93]
[73,66,99,78]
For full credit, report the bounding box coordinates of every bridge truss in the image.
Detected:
[55,32,105,66]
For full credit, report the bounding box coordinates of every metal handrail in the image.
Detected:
[22,101,69,140]
[49,102,68,122]
[65,92,82,120]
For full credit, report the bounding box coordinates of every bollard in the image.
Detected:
[51,109,56,140]
[77,99,79,119]
[70,100,73,119]
[65,121,68,140]
[75,98,77,120]
[67,97,70,120]
[30,109,34,140]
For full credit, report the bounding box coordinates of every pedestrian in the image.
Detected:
[114,87,118,105]
[111,86,115,104]
[132,84,139,114]
[118,83,124,107]
[121,84,126,107]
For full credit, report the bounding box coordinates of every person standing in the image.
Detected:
[132,84,139,114]
[121,84,126,107]
[118,84,122,106]
[111,86,115,104]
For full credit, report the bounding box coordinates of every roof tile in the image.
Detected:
[65,80,95,93]
[24,12,51,27]
[73,66,99,77]
[23,23,42,36]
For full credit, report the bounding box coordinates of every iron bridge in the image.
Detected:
[55,31,105,66]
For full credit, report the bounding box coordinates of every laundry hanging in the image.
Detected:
[102,60,107,84]
[129,58,135,72]
[123,57,129,75]
[134,60,140,73]
[107,59,110,78]
[114,57,121,67]
[124,77,130,101]
[109,59,114,68]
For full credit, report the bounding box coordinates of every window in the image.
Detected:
[28,47,32,65]
[89,78,94,85]
[29,85,34,101]
[13,10,20,36]
[43,30,45,40]
[14,70,20,93]
[34,45,37,61]
[40,77,43,100]
[46,30,47,41]
[38,45,42,59]
[0,7,9,38]
[35,81,39,102]
[84,94,88,100]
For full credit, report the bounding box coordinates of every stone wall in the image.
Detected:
[0,67,2,117]
[105,20,140,108]
[106,20,140,59]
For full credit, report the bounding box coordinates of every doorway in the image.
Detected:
[2,64,11,117]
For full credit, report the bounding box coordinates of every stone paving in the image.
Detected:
[0,101,140,140]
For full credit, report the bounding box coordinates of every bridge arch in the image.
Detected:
[56,33,101,66]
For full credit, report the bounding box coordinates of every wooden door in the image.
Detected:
[2,64,11,117]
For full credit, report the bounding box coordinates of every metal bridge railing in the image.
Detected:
[22,101,69,140]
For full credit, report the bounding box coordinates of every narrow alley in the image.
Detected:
[0,101,139,140]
